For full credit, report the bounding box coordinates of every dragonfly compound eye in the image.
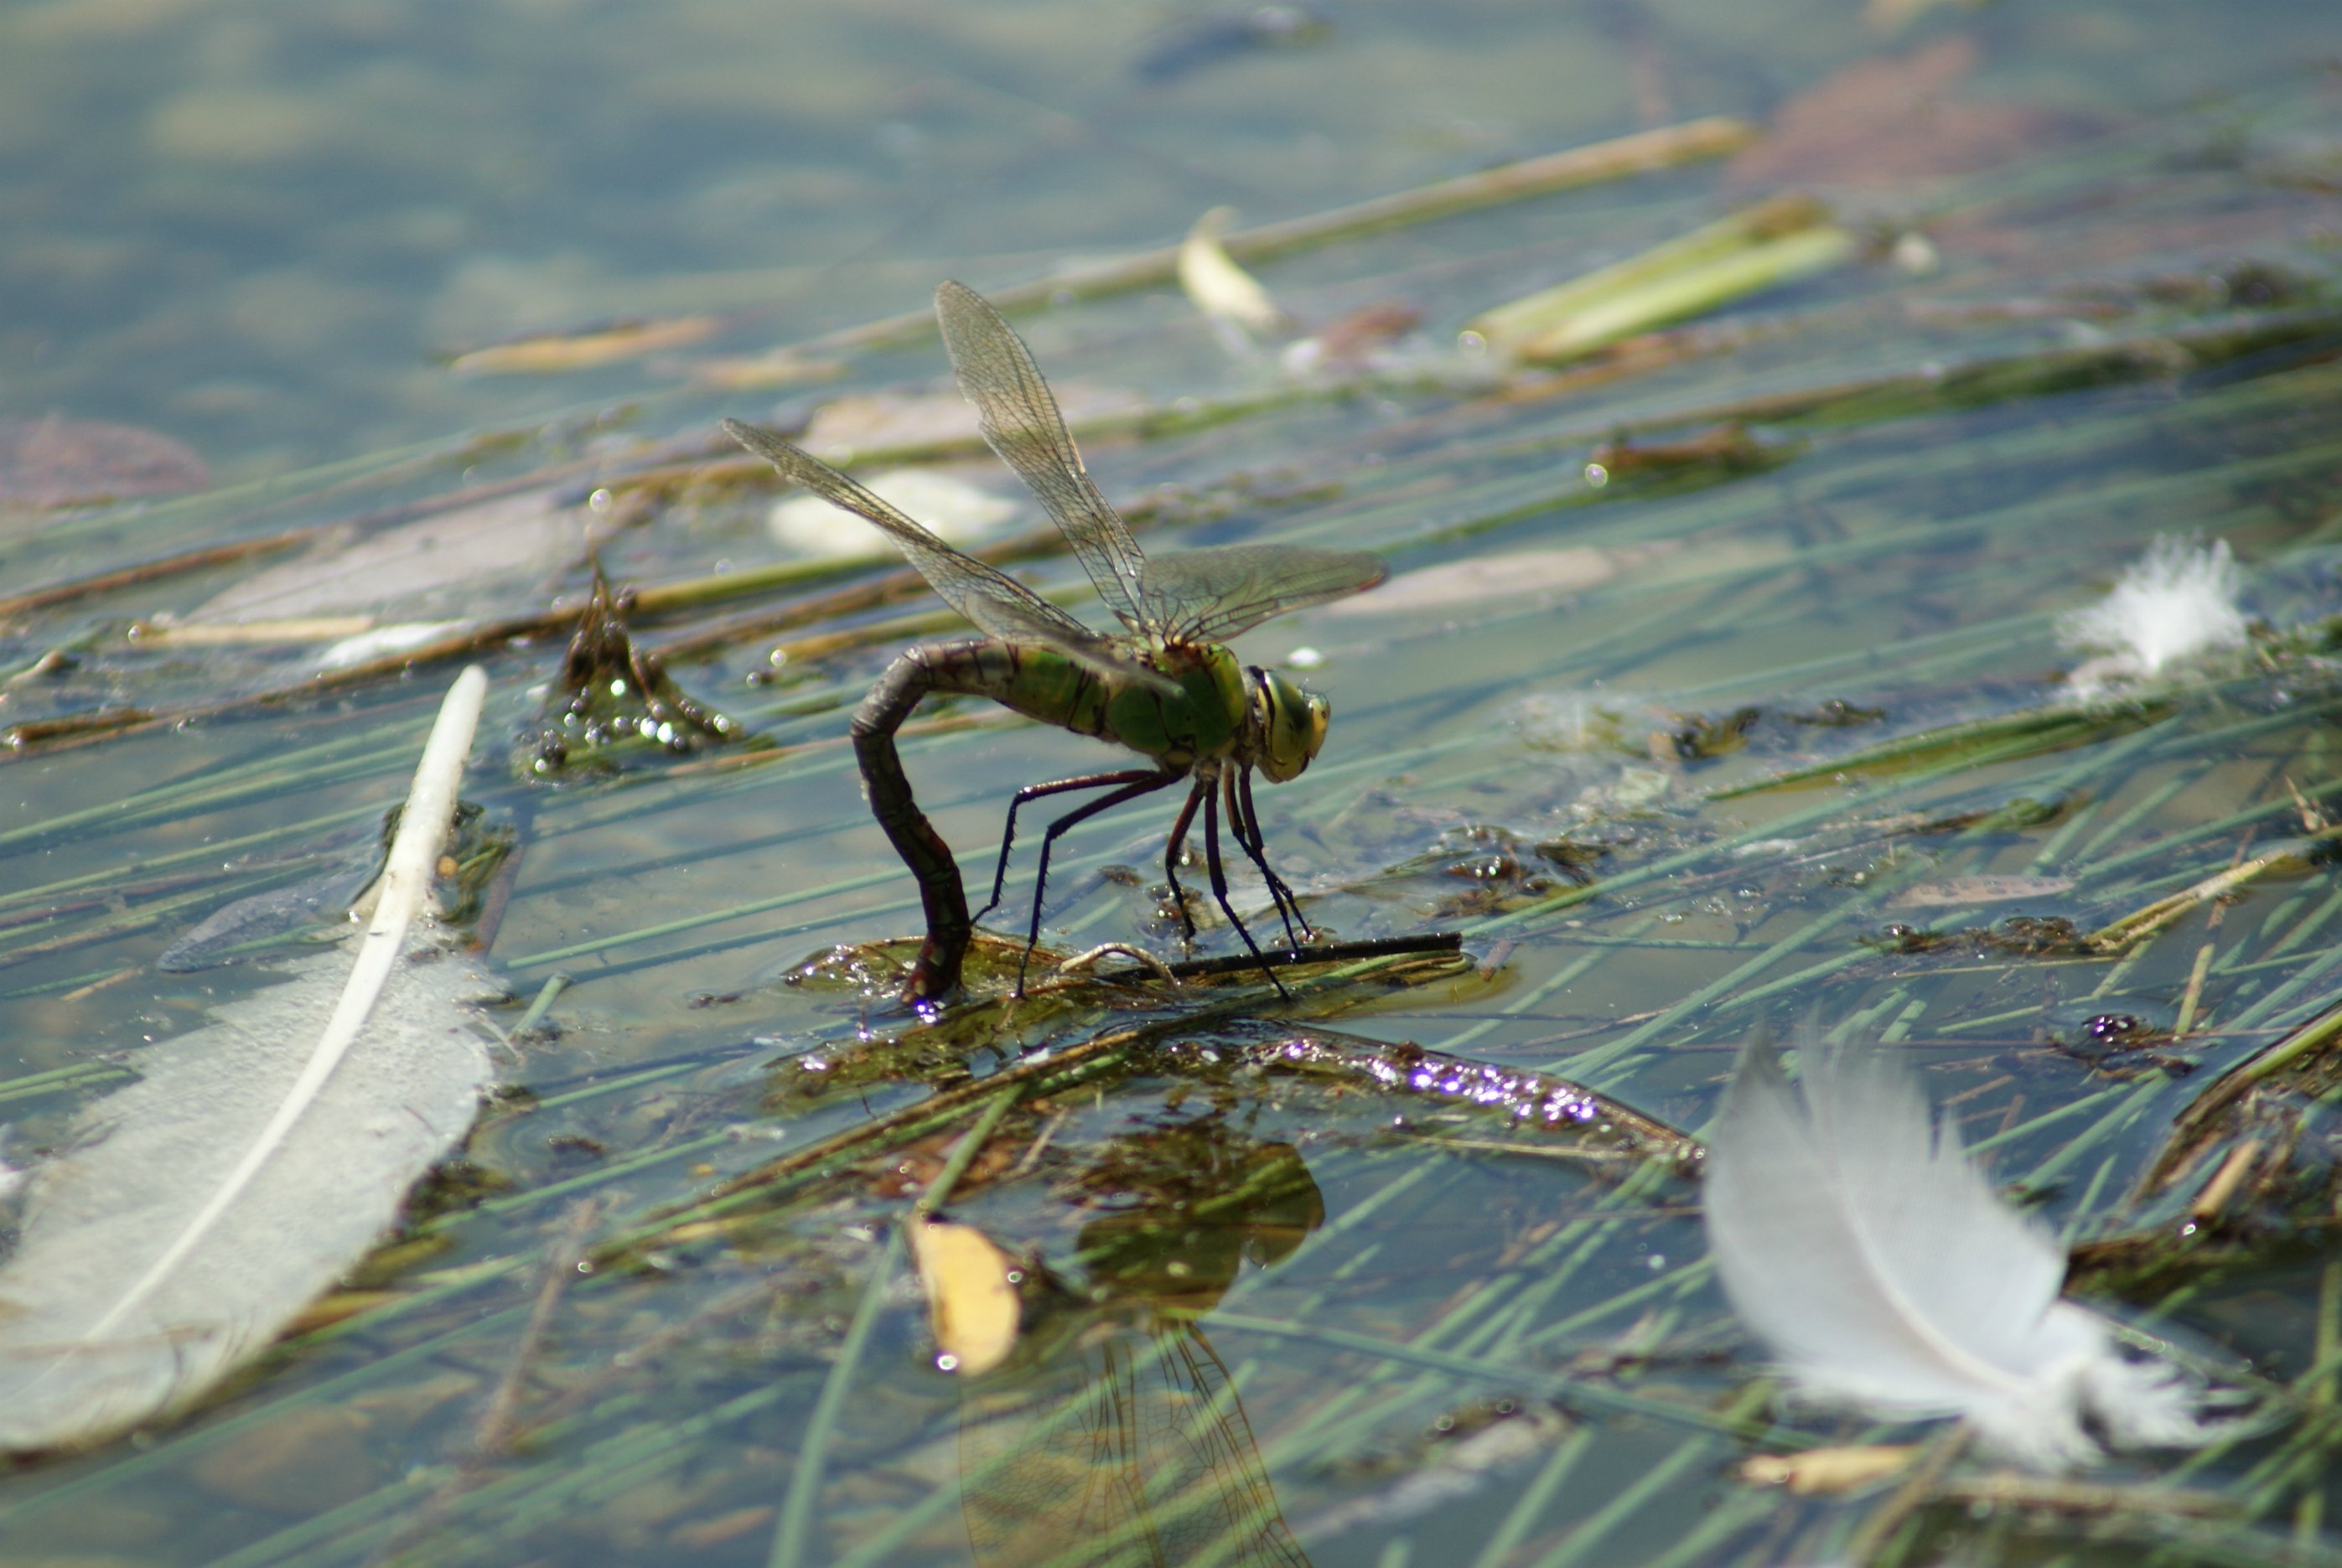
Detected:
[1254,670,1330,782]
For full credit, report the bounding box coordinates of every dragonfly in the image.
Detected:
[723,281,1384,1001]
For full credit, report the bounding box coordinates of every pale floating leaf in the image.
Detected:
[1862,0,1978,32]
[1893,875,2076,908]
[797,383,1146,466]
[687,351,849,391]
[318,620,469,670]
[1702,1036,2228,1470]
[909,1219,1021,1377]
[192,489,606,625]
[1324,544,1671,617]
[0,668,494,1453]
[0,416,209,511]
[1723,39,2088,194]
[132,616,377,647]
[1279,300,1422,377]
[447,314,720,375]
[1295,1401,1567,1541]
[1178,206,1289,333]
[766,468,1016,562]
[157,860,375,972]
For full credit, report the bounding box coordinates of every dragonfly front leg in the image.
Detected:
[1203,781,1291,999]
[1223,764,1311,950]
[1014,767,1183,993]
[977,768,1172,925]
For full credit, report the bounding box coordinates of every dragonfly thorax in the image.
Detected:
[1246,666,1330,783]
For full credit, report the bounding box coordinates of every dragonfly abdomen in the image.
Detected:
[911,639,1118,743]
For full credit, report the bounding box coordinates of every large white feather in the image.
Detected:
[0,667,493,1452]
[1702,1038,2219,1470]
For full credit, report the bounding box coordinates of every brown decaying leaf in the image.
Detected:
[907,1219,1022,1377]
[0,416,209,510]
[1726,38,2089,194]
[1296,300,1422,370]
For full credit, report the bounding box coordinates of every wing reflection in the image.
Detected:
[953,1126,1320,1568]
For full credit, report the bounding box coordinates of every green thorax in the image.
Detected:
[979,640,1246,767]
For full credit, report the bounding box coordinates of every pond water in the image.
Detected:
[4,1,2342,1564]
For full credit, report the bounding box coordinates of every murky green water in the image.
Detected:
[5,1,2342,1564]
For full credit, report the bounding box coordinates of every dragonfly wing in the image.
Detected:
[935,282,1154,639]
[723,419,1174,693]
[959,1321,1310,1568]
[1139,544,1387,645]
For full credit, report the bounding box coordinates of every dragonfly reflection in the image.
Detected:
[950,1125,1321,1568]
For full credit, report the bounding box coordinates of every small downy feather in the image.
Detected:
[0,667,494,1453]
[2060,535,2248,698]
[1702,1038,2223,1471]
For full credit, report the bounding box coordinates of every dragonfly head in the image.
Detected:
[1250,667,1330,783]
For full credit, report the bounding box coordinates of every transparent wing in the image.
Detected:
[723,419,1174,694]
[1138,544,1387,646]
[960,1320,1312,1568]
[935,281,1154,639]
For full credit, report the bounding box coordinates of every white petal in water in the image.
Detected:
[2059,536,2247,696]
[0,668,494,1453]
[1701,1038,2225,1470]
[766,468,1015,561]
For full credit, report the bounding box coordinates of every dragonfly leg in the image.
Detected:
[977,768,1169,925]
[1161,779,1208,941]
[1204,782,1293,1000]
[1224,765,1311,950]
[852,649,977,1001]
[1016,768,1183,993]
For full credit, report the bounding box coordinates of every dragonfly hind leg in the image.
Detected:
[977,768,1173,926]
[1013,767,1182,994]
[1161,779,1209,941]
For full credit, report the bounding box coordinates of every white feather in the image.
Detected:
[1702,1038,2220,1470]
[2060,535,2247,698]
[0,667,493,1452]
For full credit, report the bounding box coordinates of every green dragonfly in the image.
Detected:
[724,281,1384,1001]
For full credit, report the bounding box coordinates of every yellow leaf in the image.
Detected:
[1178,207,1288,333]
[909,1219,1022,1376]
[448,316,720,375]
[1740,1444,1919,1494]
